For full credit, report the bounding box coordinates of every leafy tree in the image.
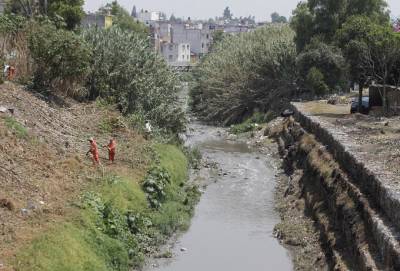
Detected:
[291,0,389,52]
[191,25,297,124]
[337,15,400,113]
[290,2,314,52]
[271,12,287,23]
[47,0,84,30]
[28,21,91,96]
[223,6,232,20]
[82,27,185,133]
[208,30,226,51]
[306,67,329,95]
[296,38,348,93]
[306,0,388,42]
[6,0,84,29]
[131,5,137,18]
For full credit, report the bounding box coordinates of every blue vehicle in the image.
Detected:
[350,97,370,114]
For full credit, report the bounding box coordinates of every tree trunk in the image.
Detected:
[383,85,388,115]
[358,81,364,113]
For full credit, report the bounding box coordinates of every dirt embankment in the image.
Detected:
[267,112,400,271]
[0,82,150,269]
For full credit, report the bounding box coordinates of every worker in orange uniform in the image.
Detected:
[86,138,100,165]
[105,138,116,163]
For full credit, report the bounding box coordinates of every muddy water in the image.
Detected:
[148,122,292,271]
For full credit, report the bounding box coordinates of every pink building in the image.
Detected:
[394,20,400,33]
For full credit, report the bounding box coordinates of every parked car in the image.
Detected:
[350,97,370,114]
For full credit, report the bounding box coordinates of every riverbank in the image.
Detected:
[265,101,400,270]
[0,83,200,271]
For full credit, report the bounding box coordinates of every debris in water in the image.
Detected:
[180,247,187,252]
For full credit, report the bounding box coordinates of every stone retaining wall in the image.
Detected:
[290,103,400,233]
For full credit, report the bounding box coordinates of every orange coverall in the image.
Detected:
[107,139,116,162]
[90,140,100,164]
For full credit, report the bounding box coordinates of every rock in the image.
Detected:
[0,198,15,211]
[180,247,187,252]
[27,201,37,210]
[21,208,29,216]
[384,121,389,126]
[281,109,294,118]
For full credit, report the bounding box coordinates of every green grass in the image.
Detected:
[13,144,200,271]
[229,111,275,134]
[4,116,28,138]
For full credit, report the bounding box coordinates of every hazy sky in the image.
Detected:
[84,0,400,21]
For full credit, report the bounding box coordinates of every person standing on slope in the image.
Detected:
[87,138,100,166]
[105,138,116,163]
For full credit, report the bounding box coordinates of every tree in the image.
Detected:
[131,5,137,18]
[271,12,287,23]
[305,0,388,42]
[47,0,85,30]
[291,0,389,52]
[208,30,226,51]
[192,25,297,124]
[82,27,185,133]
[296,38,348,93]
[306,67,329,95]
[223,6,232,20]
[28,21,91,96]
[337,16,400,113]
[6,0,84,29]
[290,2,314,52]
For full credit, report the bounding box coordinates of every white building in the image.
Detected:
[161,43,191,66]
[0,0,5,14]
[138,11,161,26]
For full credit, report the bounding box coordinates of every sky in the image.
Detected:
[84,0,400,22]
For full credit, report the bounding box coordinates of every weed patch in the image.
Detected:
[229,112,273,134]
[4,116,28,138]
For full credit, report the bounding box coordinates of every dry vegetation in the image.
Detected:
[0,82,151,269]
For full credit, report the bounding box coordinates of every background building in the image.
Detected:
[138,10,161,26]
[0,0,5,14]
[81,14,113,28]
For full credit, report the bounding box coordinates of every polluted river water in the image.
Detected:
[146,122,292,271]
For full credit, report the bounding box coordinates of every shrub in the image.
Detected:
[4,116,28,138]
[305,67,329,96]
[28,22,91,97]
[83,27,185,134]
[142,166,171,209]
